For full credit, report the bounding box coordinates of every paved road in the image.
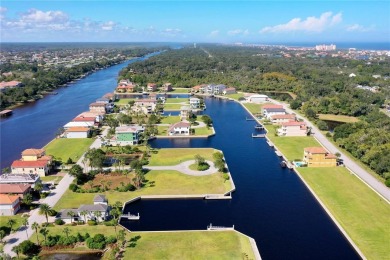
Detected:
[144,160,218,176]
[2,129,107,257]
[271,99,390,202]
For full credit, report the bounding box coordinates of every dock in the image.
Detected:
[275,150,282,157]
[205,194,232,200]
[252,134,265,138]
[254,124,264,130]
[0,110,13,117]
[120,212,140,220]
[266,140,274,147]
[246,117,255,121]
[207,223,235,231]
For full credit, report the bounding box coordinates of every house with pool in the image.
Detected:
[303,147,337,167]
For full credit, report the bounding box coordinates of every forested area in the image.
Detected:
[0,47,160,109]
[120,45,390,184]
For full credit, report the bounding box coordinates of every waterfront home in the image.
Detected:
[64,121,94,130]
[162,83,173,92]
[270,114,296,124]
[11,148,52,177]
[192,84,207,93]
[223,87,237,95]
[189,97,201,109]
[134,99,157,113]
[116,84,135,93]
[0,194,21,216]
[277,121,308,136]
[180,106,192,119]
[147,83,158,92]
[0,174,40,187]
[0,80,23,92]
[77,111,104,123]
[112,125,144,145]
[89,102,107,114]
[72,116,98,126]
[206,84,226,95]
[21,148,47,161]
[0,184,31,198]
[96,97,110,104]
[263,107,286,119]
[57,195,110,224]
[64,127,91,138]
[303,147,337,167]
[168,122,191,136]
[103,93,115,101]
[246,94,269,103]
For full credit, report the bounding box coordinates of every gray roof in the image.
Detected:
[77,204,108,212]
[264,108,286,113]
[58,209,78,219]
[93,194,107,202]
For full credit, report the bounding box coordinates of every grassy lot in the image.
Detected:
[31,226,254,260]
[264,125,319,161]
[243,103,262,114]
[165,98,188,104]
[157,125,168,135]
[170,88,190,93]
[318,114,359,123]
[160,116,181,124]
[45,138,94,162]
[164,103,185,110]
[226,93,244,100]
[148,148,218,166]
[40,175,64,184]
[298,167,390,260]
[114,98,135,106]
[54,169,231,210]
[194,126,214,136]
[0,215,28,232]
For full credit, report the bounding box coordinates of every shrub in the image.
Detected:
[69,183,78,192]
[385,178,390,188]
[17,240,40,256]
[86,233,107,249]
[76,232,84,242]
[316,120,328,131]
[87,220,97,226]
[55,219,65,225]
[58,235,77,246]
[197,163,210,171]
[105,235,117,244]
[48,209,57,217]
[76,221,84,225]
[222,173,230,181]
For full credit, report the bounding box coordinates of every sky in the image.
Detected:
[1,1,389,43]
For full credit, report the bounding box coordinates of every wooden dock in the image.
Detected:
[254,125,264,130]
[266,140,274,147]
[120,212,140,220]
[275,150,282,157]
[246,117,255,121]
[0,110,12,117]
[252,134,265,138]
[207,223,235,231]
[205,194,232,200]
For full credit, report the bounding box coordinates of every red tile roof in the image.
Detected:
[304,147,328,154]
[11,160,49,168]
[66,127,90,132]
[72,116,96,122]
[0,194,20,204]
[21,148,45,156]
[0,184,31,194]
[281,121,306,127]
[271,114,296,119]
[262,104,283,109]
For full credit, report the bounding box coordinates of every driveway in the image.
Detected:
[144,160,218,176]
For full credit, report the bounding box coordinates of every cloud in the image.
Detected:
[260,11,342,33]
[101,21,116,31]
[227,29,249,36]
[346,24,374,32]
[209,30,219,37]
[0,7,7,13]
[21,9,68,23]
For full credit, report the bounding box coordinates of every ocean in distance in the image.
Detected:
[259,42,390,50]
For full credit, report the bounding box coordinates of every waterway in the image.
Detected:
[122,97,360,260]
[0,53,359,259]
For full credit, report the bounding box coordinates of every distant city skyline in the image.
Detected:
[1,1,389,43]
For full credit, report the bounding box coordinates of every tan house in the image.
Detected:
[277,121,307,136]
[303,147,337,167]
[0,184,32,198]
[162,83,173,92]
[147,83,157,92]
[270,114,296,124]
[0,194,21,216]
[11,148,52,177]
[116,85,135,93]
[89,102,106,114]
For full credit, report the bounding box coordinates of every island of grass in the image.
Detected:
[30,225,256,259]
[157,123,214,137]
[163,103,186,110]
[164,98,189,104]
[54,148,231,210]
[44,138,94,163]
[160,115,181,124]
[225,93,244,101]
[263,125,390,259]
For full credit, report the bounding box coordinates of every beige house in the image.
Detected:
[11,148,52,177]
[277,121,307,136]
[89,102,106,114]
[303,147,337,167]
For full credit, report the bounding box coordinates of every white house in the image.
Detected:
[168,122,191,136]
[189,98,200,109]
[112,125,144,146]
[277,121,308,136]
[223,87,236,95]
[270,114,296,124]
[0,194,21,216]
[11,160,50,177]
[64,121,94,130]
[247,94,269,103]
[64,127,91,138]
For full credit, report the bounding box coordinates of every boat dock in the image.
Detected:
[0,110,13,117]
[205,194,232,200]
[207,224,235,231]
[246,117,255,121]
[120,212,140,220]
[254,124,264,130]
[252,134,265,138]
[280,161,294,169]
[275,150,282,157]
[266,140,274,147]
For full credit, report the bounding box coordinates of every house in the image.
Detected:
[116,84,135,93]
[102,93,115,101]
[189,97,200,109]
[192,84,207,93]
[147,83,157,92]
[223,87,236,95]
[134,99,157,113]
[263,107,286,119]
[113,125,144,145]
[21,149,46,161]
[247,94,269,103]
[270,114,296,124]
[0,81,23,92]
[303,147,337,167]
[0,194,21,216]
[96,97,110,104]
[64,121,94,130]
[0,174,40,187]
[89,102,107,114]
[0,184,32,198]
[206,84,226,95]
[64,127,91,138]
[57,195,110,224]
[162,83,173,92]
[72,116,97,127]
[11,148,52,177]
[180,106,191,119]
[277,121,307,136]
[168,122,191,136]
[77,112,104,123]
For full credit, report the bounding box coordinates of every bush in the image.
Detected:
[40,192,49,199]
[316,120,328,131]
[86,233,107,249]
[103,220,115,226]
[197,163,210,171]
[69,183,78,192]
[87,220,97,226]
[76,221,84,225]
[105,235,117,244]
[48,209,57,217]
[385,178,390,187]
[17,240,40,256]
[57,235,77,246]
[55,219,65,225]
[222,173,230,181]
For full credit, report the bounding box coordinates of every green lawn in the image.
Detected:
[165,98,189,104]
[160,116,181,124]
[243,103,262,114]
[164,103,185,110]
[318,114,359,123]
[54,169,231,210]
[170,88,190,93]
[265,125,319,161]
[114,98,135,106]
[148,148,218,166]
[45,138,94,162]
[298,167,390,260]
[194,126,214,136]
[226,93,244,100]
[40,175,64,184]
[0,215,28,232]
[31,226,255,260]
[157,125,168,135]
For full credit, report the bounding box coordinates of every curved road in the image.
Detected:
[271,98,390,202]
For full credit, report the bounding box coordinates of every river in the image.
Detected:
[0,54,359,259]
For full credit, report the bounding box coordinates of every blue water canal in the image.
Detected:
[0,54,359,259]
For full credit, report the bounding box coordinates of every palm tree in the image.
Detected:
[40,228,49,244]
[31,222,40,245]
[93,211,101,223]
[12,245,20,259]
[22,218,29,239]
[67,211,75,223]
[7,219,16,232]
[80,210,88,223]
[39,203,52,224]
[63,227,70,240]
[0,230,6,243]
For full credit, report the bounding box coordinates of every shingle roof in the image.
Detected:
[21,149,45,156]
[58,209,79,219]
[78,204,108,212]
[262,104,283,109]
[93,194,107,202]
[264,108,285,113]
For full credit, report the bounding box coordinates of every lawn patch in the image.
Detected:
[45,138,94,162]
[148,148,217,166]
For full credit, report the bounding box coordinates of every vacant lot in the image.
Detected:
[148,148,218,166]
[45,138,94,162]
[318,114,359,123]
